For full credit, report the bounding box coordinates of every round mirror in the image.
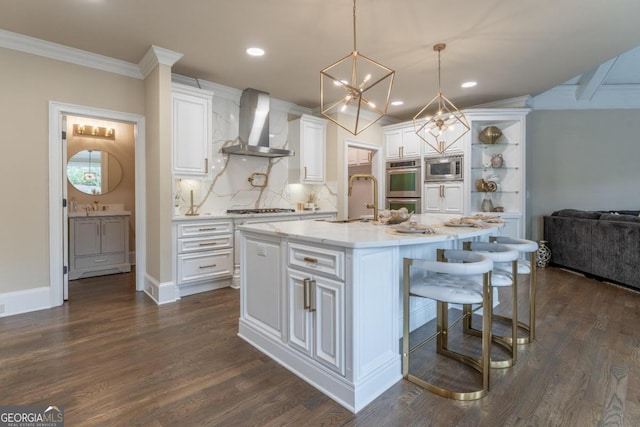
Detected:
[67,150,123,195]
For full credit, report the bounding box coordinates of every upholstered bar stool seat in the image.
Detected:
[462,241,520,368]
[490,236,539,343]
[403,250,493,400]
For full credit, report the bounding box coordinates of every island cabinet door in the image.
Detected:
[312,277,345,376]
[287,269,312,356]
[287,269,345,376]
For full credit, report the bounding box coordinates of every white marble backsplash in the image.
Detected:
[173,91,337,215]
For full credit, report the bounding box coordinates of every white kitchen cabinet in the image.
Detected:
[424,182,464,214]
[348,147,372,166]
[464,108,529,238]
[383,124,421,160]
[420,118,466,156]
[172,83,213,177]
[69,214,130,280]
[175,218,233,297]
[286,241,346,375]
[287,268,345,375]
[289,114,327,184]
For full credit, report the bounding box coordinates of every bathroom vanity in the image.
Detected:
[68,212,131,280]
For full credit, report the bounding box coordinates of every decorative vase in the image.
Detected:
[536,240,551,268]
[478,126,503,144]
[481,198,493,212]
[491,153,504,168]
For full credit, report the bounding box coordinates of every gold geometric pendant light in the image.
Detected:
[414,43,469,154]
[321,0,395,135]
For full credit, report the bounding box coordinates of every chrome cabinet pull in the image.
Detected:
[303,256,318,264]
[205,158,208,171]
[198,242,217,246]
[199,264,216,269]
[304,166,308,179]
[399,146,404,158]
[94,258,107,263]
[198,227,217,231]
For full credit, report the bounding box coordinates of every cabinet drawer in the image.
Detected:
[288,243,344,280]
[177,234,233,253]
[177,249,233,285]
[177,220,233,238]
[75,252,126,269]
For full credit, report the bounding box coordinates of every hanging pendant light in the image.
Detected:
[320,0,395,135]
[413,43,469,154]
[83,149,96,182]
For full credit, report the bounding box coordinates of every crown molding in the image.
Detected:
[0,28,143,79]
[531,83,640,110]
[171,73,311,115]
[471,95,533,109]
[138,46,183,78]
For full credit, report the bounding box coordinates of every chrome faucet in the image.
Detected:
[348,174,378,222]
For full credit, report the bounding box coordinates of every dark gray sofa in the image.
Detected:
[543,209,640,291]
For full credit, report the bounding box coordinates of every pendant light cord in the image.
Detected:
[352,0,357,52]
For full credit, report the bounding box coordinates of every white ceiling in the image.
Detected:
[2,0,640,119]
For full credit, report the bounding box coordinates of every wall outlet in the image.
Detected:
[0,304,5,313]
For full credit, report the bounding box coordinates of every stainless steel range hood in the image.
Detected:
[221,88,294,158]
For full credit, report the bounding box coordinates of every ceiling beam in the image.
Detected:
[576,57,618,101]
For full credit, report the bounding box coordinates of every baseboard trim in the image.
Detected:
[0,286,51,318]
[143,273,178,305]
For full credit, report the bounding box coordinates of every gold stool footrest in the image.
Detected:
[493,314,534,344]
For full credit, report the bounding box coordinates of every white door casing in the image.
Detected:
[49,101,146,307]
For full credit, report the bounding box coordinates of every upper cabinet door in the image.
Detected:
[289,115,327,184]
[172,84,213,177]
[384,128,402,160]
[385,125,421,160]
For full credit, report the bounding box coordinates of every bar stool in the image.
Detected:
[402,249,493,400]
[462,241,520,368]
[489,236,539,343]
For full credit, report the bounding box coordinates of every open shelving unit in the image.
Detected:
[463,109,530,238]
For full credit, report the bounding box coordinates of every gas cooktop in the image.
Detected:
[226,208,296,215]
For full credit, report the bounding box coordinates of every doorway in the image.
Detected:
[49,102,146,307]
[344,140,383,220]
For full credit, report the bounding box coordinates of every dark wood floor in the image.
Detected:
[2,267,639,426]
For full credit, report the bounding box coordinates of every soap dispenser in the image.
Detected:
[93,200,99,211]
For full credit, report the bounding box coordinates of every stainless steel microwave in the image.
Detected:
[425,155,463,182]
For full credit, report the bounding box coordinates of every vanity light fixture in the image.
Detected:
[413,43,469,154]
[320,0,395,135]
[73,124,116,140]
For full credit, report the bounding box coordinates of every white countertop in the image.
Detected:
[69,210,131,218]
[172,210,337,221]
[238,213,503,249]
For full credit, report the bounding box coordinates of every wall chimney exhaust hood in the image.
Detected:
[221,88,294,158]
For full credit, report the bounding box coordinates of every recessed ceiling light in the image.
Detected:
[391,100,404,106]
[461,81,477,88]
[246,47,265,57]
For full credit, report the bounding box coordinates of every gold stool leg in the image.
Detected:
[403,268,491,400]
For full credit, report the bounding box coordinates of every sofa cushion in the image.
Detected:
[599,213,640,223]
[552,209,601,219]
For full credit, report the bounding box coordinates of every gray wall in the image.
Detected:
[527,109,640,240]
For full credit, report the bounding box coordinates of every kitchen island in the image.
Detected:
[237,214,503,413]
